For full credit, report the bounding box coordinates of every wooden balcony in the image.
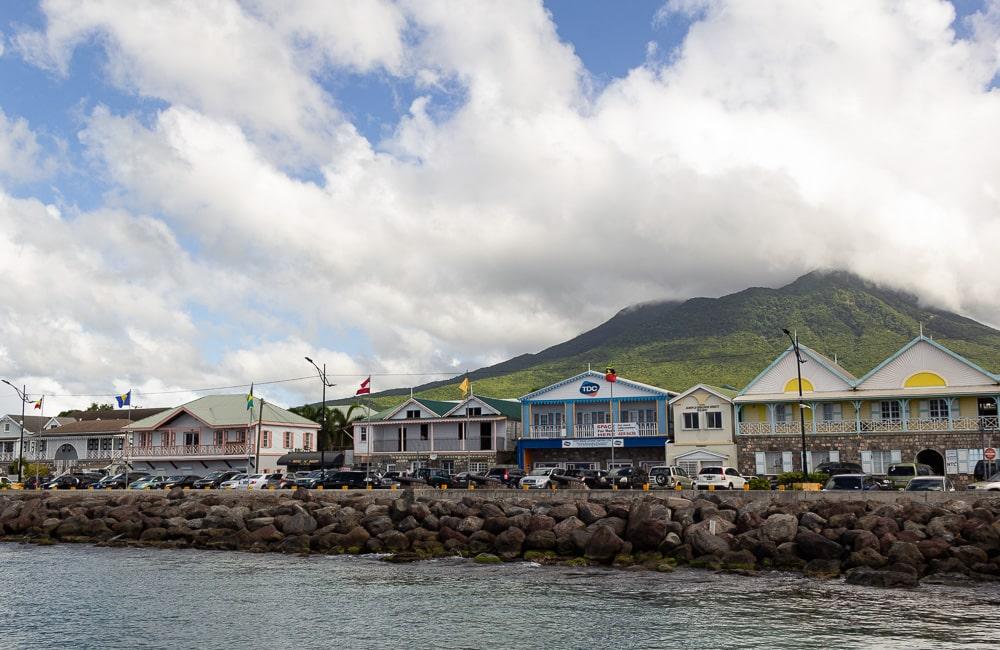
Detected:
[127,443,251,458]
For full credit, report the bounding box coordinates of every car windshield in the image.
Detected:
[887,465,915,476]
[907,479,943,491]
[699,467,724,475]
[529,469,552,476]
[826,476,863,489]
[986,472,1000,482]
[166,475,186,481]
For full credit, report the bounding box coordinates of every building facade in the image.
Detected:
[0,415,71,467]
[126,395,319,476]
[516,371,676,471]
[667,384,739,475]
[30,419,130,472]
[734,336,1000,485]
[352,395,521,474]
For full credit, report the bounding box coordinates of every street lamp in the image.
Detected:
[781,329,810,477]
[2,379,31,482]
[304,357,336,473]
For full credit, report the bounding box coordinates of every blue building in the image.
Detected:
[516,370,676,471]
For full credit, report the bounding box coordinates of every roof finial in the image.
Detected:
[834,353,838,365]
[919,322,923,338]
[588,362,591,372]
[409,387,413,398]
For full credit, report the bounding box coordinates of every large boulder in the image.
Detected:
[275,512,317,536]
[845,547,888,569]
[926,515,966,542]
[576,501,607,525]
[794,530,843,561]
[457,516,485,535]
[590,517,627,537]
[689,528,730,557]
[553,516,585,541]
[628,518,668,552]
[362,515,394,537]
[761,513,798,544]
[585,525,625,563]
[525,529,557,551]
[494,527,526,560]
[548,503,579,521]
[842,529,880,552]
[844,567,918,589]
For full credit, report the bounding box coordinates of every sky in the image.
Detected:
[1,0,999,415]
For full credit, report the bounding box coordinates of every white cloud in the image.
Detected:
[4,0,1000,415]
[0,109,52,182]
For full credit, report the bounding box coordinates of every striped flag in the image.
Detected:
[356,376,371,396]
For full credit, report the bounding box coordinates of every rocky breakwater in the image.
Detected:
[1,489,999,588]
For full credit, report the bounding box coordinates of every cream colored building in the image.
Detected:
[667,384,738,476]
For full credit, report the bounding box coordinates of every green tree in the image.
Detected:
[290,404,366,451]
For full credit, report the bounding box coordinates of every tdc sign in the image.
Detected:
[579,381,600,395]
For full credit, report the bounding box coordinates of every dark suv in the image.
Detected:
[564,468,611,489]
[485,467,524,487]
[316,471,370,489]
[814,461,864,476]
[608,466,649,489]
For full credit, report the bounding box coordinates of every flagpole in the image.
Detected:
[254,397,264,474]
[466,373,472,475]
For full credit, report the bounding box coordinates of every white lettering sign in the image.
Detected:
[593,422,640,437]
[561,438,625,449]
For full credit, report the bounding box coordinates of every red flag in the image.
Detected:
[356,376,371,395]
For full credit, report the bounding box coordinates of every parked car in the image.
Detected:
[519,467,566,489]
[96,472,149,489]
[485,467,525,487]
[248,474,284,490]
[966,471,1000,491]
[146,475,174,490]
[315,471,370,489]
[129,475,162,490]
[161,475,201,490]
[822,474,884,491]
[694,466,747,490]
[973,460,1000,482]
[648,465,694,489]
[814,461,864,476]
[192,470,243,489]
[885,463,935,490]
[607,466,650,489]
[22,476,51,489]
[379,471,403,488]
[218,473,248,489]
[45,474,98,490]
[904,476,955,492]
[563,468,611,489]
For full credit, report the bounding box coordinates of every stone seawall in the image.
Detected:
[2,489,998,589]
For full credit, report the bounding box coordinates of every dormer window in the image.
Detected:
[467,407,482,417]
[406,409,421,419]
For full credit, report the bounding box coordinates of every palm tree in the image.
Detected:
[290,403,366,451]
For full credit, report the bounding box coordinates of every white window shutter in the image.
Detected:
[890,449,902,464]
[871,402,881,422]
[918,400,929,419]
[781,451,793,472]
[833,403,842,421]
[829,450,840,462]
[755,452,766,475]
[861,450,873,474]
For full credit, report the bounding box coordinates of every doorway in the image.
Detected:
[479,422,492,451]
[916,449,944,475]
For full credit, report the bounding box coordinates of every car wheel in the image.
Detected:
[728,483,734,490]
[655,474,667,487]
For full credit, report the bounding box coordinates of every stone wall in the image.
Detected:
[1,488,998,589]
[737,431,992,486]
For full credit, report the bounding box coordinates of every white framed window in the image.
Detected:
[283,431,293,448]
[470,462,489,473]
[861,450,901,474]
[810,450,839,468]
[821,403,842,422]
[360,429,367,443]
[303,432,313,450]
[3,423,8,432]
[928,399,949,420]
[879,401,900,421]
[774,404,790,422]
[406,409,421,419]
[441,460,455,472]
[705,412,723,429]
[467,407,482,417]
[261,430,271,448]
[682,413,699,429]
[757,451,794,474]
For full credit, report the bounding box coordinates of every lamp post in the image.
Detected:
[305,357,336,473]
[2,380,31,482]
[781,329,810,477]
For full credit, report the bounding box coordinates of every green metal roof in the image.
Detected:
[414,398,458,416]
[477,396,523,420]
[129,394,318,429]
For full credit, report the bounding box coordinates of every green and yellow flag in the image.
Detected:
[246,383,255,411]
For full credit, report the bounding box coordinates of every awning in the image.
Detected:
[275,452,344,469]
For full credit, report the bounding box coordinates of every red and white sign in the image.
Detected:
[985,448,997,461]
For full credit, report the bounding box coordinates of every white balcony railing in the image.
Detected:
[739,415,1000,435]
[524,422,661,439]
[128,443,251,458]
[525,425,567,439]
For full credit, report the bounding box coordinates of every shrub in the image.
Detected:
[747,477,771,490]
[776,471,829,487]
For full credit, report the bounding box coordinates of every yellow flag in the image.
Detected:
[459,377,470,397]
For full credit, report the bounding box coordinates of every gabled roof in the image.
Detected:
[1,414,63,432]
[441,395,523,420]
[39,419,131,436]
[854,335,999,387]
[669,384,736,404]
[519,370,675,401]
[738,343,857,396]
[127,394,319,430]
[378,397,458,421]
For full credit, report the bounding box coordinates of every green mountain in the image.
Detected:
[354,271,1000,408]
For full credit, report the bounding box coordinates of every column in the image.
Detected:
[900,399,910,432]
[657,399,668,435]
[947,397,957,431]
[429,422,435,452]
[767,403,776,433]
[809,402,818,433]
[565,403,573,437]
[853,401,862,433]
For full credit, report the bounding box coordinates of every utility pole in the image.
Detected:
[782,329,810,476]
[2,380,30,483]
[305,357,336,473]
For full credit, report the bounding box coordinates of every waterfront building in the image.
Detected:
[734,335,1000,485]
[30,418,130,472]
[126,395,319,475]
[352,395,521,474]
[516,370,676,472]
[0,415,72,466]
[666,384,738,475]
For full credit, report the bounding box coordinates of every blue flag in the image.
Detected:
[115,390,131,408]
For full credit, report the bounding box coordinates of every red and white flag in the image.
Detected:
[356,376,371,395]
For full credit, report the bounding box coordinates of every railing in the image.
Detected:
[86,450,120,460]
[523,423,661,439]
[369,438,500,453]
[0,452,16,462]
[128,443,251,457]
[740,415,1000,435]
[528,425,566,438]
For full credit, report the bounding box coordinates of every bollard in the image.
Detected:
[316,485,323,491]
[13,483,23,490]
[389,484,396,491]
[183,487,189,491]
[269,486,275,491]
[642,483,650,491]
[88,486,94,490]
[612,484,618,491]
[743,483,750,491]
[522,484,529,491]
[708,484,715,491]
[778,485,785,492]
[441,484,448,490]
[203,485,210,490]
[366,485,373,491]
[675,484,682,491]
[468,484,475,491]
[341,486,348,490]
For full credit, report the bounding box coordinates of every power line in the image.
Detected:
[16,371,464,399]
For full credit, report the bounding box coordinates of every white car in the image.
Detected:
[694,466,747,490]
[519,467,565,489]
[966,471,1000,491]
[219,473,248,489]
